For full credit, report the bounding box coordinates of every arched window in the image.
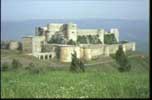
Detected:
[40,55,43,60]
[45,55,47,60]
[49,55,52,59]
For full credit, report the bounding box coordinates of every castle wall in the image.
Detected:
[77,29,98,36]
[32,36,46,53]
[105,44,119,55]
[22,36,33,53]
[47,23,64,40]
[27,23,136,63]
[59,45,80,62]
[66,23,77,41]
[90,46,105,58]
[83,48,92,60]
[122,42,136,51]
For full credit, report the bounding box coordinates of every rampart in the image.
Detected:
[59,42,136,62]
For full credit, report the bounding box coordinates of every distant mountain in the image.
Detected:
[1,19,149,54]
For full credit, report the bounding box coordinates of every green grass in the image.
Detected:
[1,49,150,98]
[1,69,149,98]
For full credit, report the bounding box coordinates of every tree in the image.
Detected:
[115,45,131,72]
[70,51,79,72]
[70,51,85,72]
[12,59,22,70]
[79,59,85,72]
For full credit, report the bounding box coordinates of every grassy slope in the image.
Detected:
[1,49,150,98]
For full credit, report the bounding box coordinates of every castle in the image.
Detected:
[22,22,136,62]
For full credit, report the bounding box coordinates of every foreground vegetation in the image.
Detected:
[1,49,150,98]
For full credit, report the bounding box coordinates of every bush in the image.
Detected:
[70,51,85,72]
[77,36,88,44]
[115,45,131,72]
[1,41,9,49]
[77,35,102,44]
[104,34,117,44]
[48,33,65,44]
[67,39,77,45]
[12,59,22,70]
[26,63,46,74]
[1,62,10,71]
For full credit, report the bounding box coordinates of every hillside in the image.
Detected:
[1,49,150,98]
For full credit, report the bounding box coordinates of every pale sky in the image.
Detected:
[1,0,149,21]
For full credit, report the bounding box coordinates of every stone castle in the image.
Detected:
[22,22,136,62]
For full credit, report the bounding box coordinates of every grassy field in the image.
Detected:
[1,49,150,98]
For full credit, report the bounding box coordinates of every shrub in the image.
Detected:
[104,34,117,44]
[1,62,10,71]
[18,42,22,51]
[115,45,131,72]
[77,36,88,44]
[77,35,102,44]
[12,59,22,70]
[1,41,9,49]
[48,33,65,44]
[26,63,46,74]
[67,39,77,45]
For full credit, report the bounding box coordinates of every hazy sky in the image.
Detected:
[1,0,149,21]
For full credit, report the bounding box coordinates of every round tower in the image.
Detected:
[66,22,77,41]
[60,45,80,62]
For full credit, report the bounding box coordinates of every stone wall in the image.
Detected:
[66,23,77,41]
[9,41,19,50]
[47,23,64,40]
[22,36,33,53]
[59,45,80,62]
[27,42,135,62]
[32,36,46,53]
[77,29,98,36]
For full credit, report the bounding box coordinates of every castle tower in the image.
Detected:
[110,28,119,42]
[97,29,104,44]
[47,24,56,41]
[66,22,77,41]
